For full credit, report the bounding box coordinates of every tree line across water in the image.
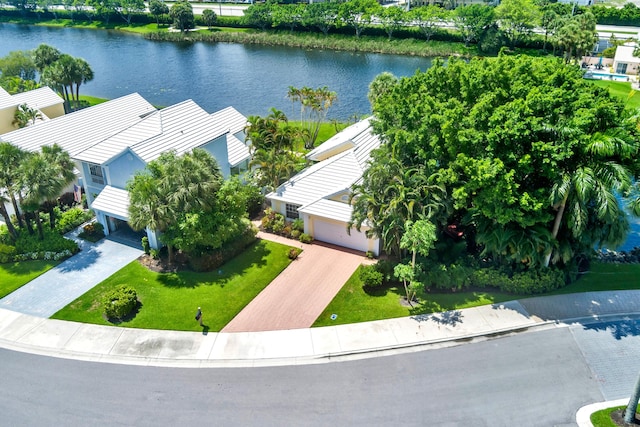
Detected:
[0,0,618,59]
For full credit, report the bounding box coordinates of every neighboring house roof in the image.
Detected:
[11,87,63,111]
[90,185,130,220]
[306,117,372,162]
[75,100,250,167]
[614,44,640,65]
[0,93,156,156]
[267,117,381,222]
[210,106,248,136]
[227,134,250,167]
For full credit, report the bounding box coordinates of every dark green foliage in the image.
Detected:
[141,236,150,255]
[0,243,17,263]
[187,226,257,272]
[54,207,93,234]
[292,218,304,232]
[14,229,78,254]
[102,285,138,320]
[78,222,104,242]
[299,233,313,244]
[469,267,566,294]
[421,261,475,292]
[359,264,383,287]
[591,3,640,26]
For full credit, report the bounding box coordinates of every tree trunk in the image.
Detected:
[625,370,640,423]
[0,203,19,240]
[10,192,24,228]
[544,193,568,267]
[35,210,44,240]
[24,211,34,235]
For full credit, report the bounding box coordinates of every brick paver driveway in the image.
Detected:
[222,232,367,332]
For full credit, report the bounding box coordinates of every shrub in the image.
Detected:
[422,262,473,291]
[78,222,105,242]
[288,247,302,260]
[282,224,293,237]
[299,233,313,244]
[55,207,93,234]
[271,215,285,234]
[14,230,79,255]
[292,218,304,232]
[141,236,150,255]
[102,285,138,320]
[0,243,17,263]
[359,264,383,287]
[150,248,160,259]
[188,225,258,272]
[290,229,301,239]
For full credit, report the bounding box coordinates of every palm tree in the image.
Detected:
[0,142,28,230]
[72,58,94,102]
[545,127,639,267]
[18,152,62,240]
[12,103,43,128]
[41,144,76,229]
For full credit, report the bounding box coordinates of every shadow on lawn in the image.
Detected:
[157,240,272,288]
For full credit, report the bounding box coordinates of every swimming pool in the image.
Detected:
[584,71,631,82]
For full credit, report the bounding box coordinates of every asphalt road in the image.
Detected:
[5,320,640,427]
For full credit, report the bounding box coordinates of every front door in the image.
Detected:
[617,63,628,74]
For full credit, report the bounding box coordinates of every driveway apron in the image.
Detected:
[0,236,142,318]
[222,232,367,332]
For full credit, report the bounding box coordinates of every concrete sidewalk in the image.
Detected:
[1,290,640,368]
[0,233,142,317]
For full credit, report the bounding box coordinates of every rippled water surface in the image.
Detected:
[0,23,432,119]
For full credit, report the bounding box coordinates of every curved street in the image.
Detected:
[2,319,639,426]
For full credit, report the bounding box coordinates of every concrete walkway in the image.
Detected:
[223,232,369,332]
[0,232,142,318]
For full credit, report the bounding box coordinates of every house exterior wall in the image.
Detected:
[105,151,146,189]
[80,161,106,207]
[303,213,379,255]
[202,135,231,178]
[0,107,15,134]
[40,103,65,120]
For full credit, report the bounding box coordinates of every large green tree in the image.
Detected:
[495,0,540,48]
[0,51,36,81]
[359,55,640,271]
[127,149,223,262]
[338,0,381,38]
[169,1,195,32]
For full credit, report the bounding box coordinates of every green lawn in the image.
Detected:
[313,262,640,327]
[52,240,292,331]
[589,80,640,110]
[0,260,58,299]
[591,405,639,426]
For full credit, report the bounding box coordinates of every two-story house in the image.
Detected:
[73,100,250,249]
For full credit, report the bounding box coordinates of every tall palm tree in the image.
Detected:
[545,127,639,267]
[18,152,62,240]
[41,144,76,229]
[72,57,94,102]
[0,142,28,229]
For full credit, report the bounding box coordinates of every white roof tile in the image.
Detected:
[306,117,371,161]
[298,199,353,223]
[210,106,248,135]
[11,87,63,110]
[227,134,250,166]
[90,185,130,219]
[0,93,156,157]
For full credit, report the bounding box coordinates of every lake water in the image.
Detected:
[0,23,432,119]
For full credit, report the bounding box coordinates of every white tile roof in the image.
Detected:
[306,117,371,161]
[298,198,354,223]
[90,185,130,219]
[614,44,640,65]
[11,87,63,110]
[267,117,381,223]
[227,134,250,167]
[0,93,156,157]
[210,106,248,135]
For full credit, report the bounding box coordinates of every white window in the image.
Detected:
[285,203,300,219]
[89,164,104,185]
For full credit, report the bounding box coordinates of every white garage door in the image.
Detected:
[312,219,372,253]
